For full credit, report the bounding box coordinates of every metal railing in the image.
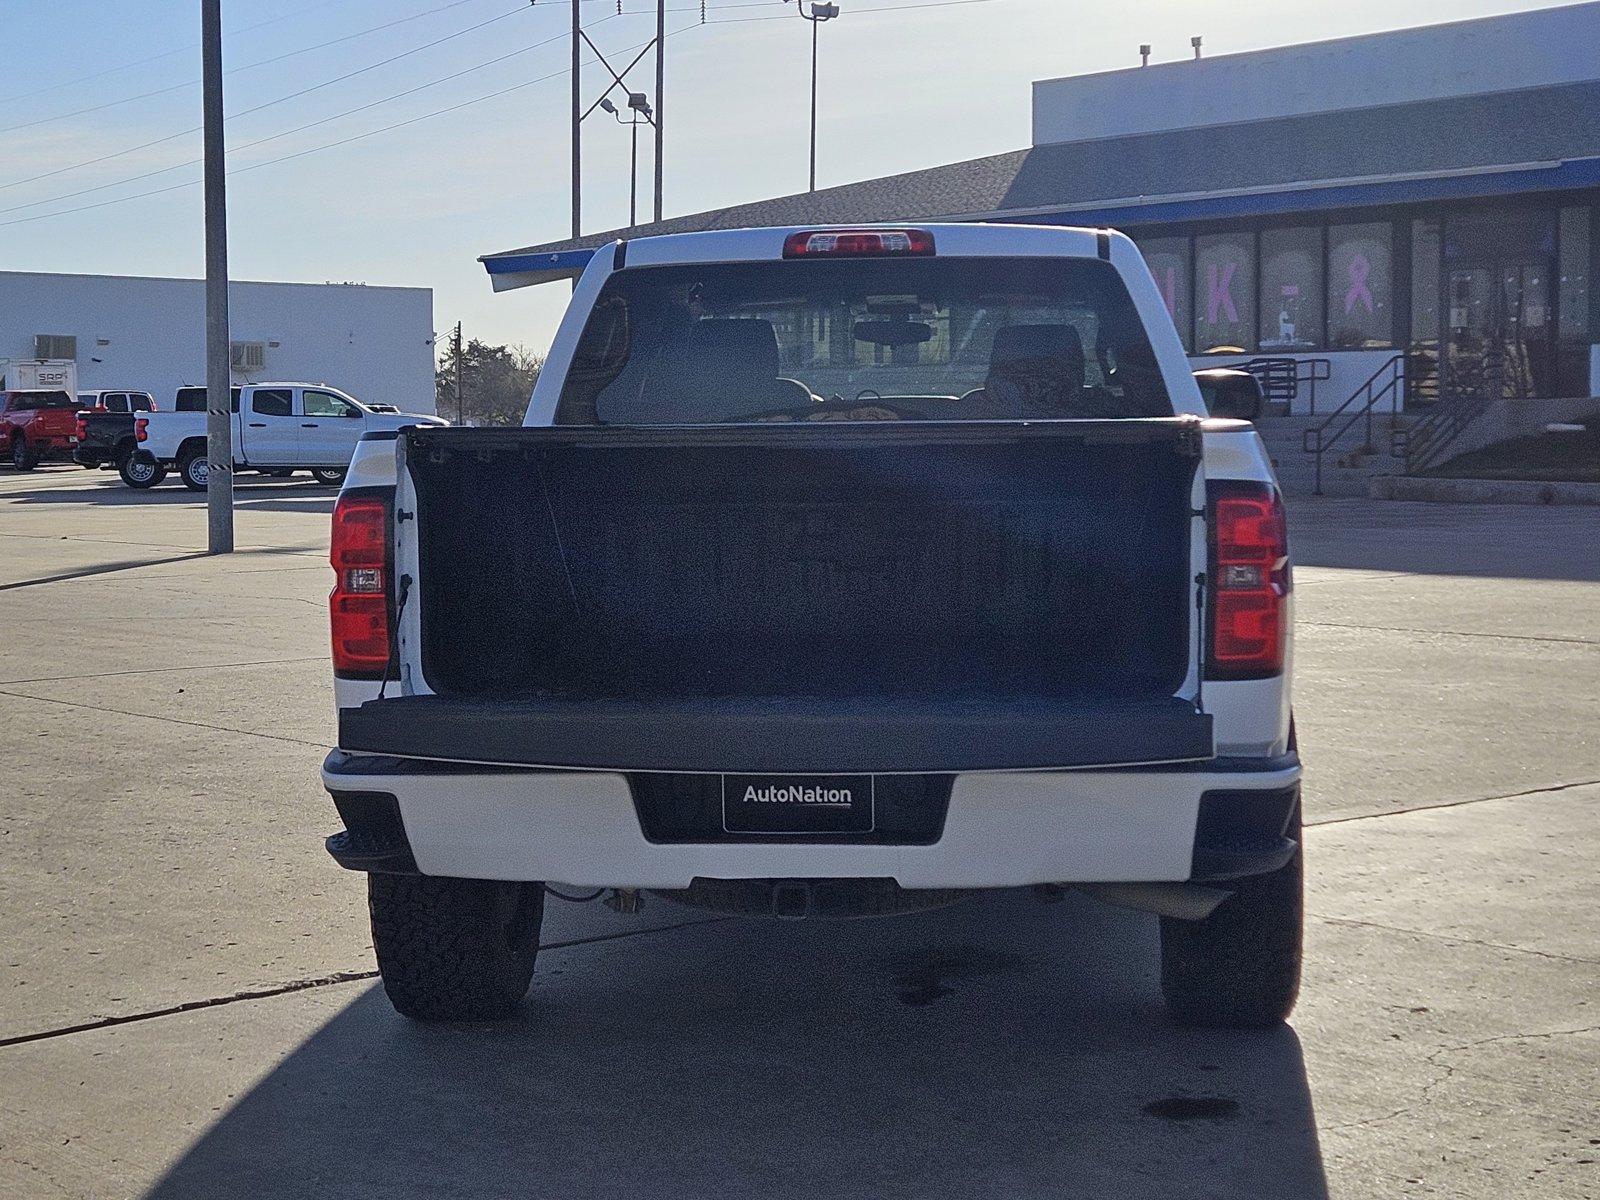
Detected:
[1301,353,1405,495]
[1242,357,1333,414]
[1391,393,1491,474]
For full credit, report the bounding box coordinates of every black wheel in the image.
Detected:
[118,451,166,489]
[368,874,545,1021]
[311,467,347,486]
[1160,810,1303,1029]
[178,447,209,492]
[11,436,36,471]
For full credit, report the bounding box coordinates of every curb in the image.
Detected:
[1368,476,1600,506]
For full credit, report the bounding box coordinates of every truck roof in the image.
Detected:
[488,222,1115,291]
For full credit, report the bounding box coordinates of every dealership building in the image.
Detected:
[0,271,435,413]
[486,2,1600,427]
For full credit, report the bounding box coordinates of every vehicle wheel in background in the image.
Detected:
[311,467,347,486]
[11,436,37,471]
[368,874,545,1021]
[1159,809,1303,1028]
[118,451,166,489]
[178,448,209,492]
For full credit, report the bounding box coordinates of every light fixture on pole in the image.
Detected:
[793,1,840,193]
[601,92,654,229]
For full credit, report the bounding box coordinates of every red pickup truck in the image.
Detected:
[2,390,81,470]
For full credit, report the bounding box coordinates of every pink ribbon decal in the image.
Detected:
[1344,252,1374,315]
[1206,262,1238,324]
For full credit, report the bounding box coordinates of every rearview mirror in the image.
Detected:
[853,320,933,348]
[1194,369,1264,421]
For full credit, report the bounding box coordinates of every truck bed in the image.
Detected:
[365,420,1211,772]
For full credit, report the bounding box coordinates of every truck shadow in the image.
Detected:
[143,891,1328,1200]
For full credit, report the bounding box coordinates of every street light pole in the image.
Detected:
[200,0,233,553]
[602,93,653,231]
[794,3,840,194]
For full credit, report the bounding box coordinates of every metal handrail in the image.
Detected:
[1242,356,1333,413]
[1392,393,1491,474]
[1301,353,1405,496]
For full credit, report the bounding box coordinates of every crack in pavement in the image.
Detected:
[1,656,325,687]
[1309,915,1600,966]
[0,687,329,749]
[0,918,728,1049]
[1299,620,1600,647]
[1305,777,1600,828]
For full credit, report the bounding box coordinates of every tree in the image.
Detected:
[435,337,544,426]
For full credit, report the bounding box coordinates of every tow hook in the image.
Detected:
[605,887,644,915]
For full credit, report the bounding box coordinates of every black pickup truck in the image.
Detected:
[73,391,162,486]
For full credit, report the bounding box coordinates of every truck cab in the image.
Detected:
[320,224,1300,1030]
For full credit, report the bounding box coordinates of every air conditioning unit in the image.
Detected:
[230,341,267,371]
[34,333,76,360]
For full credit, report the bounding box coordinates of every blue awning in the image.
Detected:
[479,247,597,291]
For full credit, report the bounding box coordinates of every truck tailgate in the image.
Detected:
[352,420,1211,772]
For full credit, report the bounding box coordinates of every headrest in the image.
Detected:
[683,319,781,380]
[989,324,1084,371]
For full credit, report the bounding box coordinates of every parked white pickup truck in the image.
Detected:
[320,224,1299,1029]
[129,382,444,489]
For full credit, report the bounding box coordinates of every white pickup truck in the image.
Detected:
[128,382,444,489]
[320,224,1299,1029]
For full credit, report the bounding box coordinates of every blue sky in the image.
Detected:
[0,0,1567,352]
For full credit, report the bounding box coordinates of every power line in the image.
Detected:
[0,0,345,105]
[0,1,542,191]
[0,24,597,218]
[0,0,1001,229]
[0,0,496,135]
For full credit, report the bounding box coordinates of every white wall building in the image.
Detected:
[0,271,435,413]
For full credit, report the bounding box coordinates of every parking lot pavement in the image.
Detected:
[2,466,1597,1198]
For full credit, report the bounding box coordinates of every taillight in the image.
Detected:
[75,413,88,441]
[1207,481,1289,680]
[782,228,935,258]
[329,491,392,679]
[135,417,149,442]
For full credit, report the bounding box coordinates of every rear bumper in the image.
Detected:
[321,750,1300,889]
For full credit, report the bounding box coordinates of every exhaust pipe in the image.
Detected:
[1077,881,1230,921]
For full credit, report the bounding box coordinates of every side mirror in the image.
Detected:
[1194,369,1264,421]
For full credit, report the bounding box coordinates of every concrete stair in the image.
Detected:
[1254,413,1413,497]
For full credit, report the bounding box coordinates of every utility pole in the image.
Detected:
[570,0,581,239]
[653,0,665,222]
[452,323,463,425]
[201,0,233,553]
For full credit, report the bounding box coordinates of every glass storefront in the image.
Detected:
[1259,227,1323,351]
[1132,197,1598,401]
[1194,234,1255,353]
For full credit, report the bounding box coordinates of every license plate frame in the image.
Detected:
[721,773,876,835]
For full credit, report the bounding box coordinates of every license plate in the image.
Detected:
[722,774,875,835]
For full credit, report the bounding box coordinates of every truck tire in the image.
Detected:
[11,435,36,471]
[178,447,209,492]
[368,874,545,1021]
[1159,814,1303,1029]
[311,467,347,486]
[118,451,166,488]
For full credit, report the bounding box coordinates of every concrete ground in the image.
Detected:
[0,464,1596,1199]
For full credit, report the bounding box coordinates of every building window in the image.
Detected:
[1558,206,1592,396]
[1258,227,1324,350]
[1327,222,1393,348]
[1134,236,1192,351]
[1194,233,1255,353]
[1409,219,1441,402]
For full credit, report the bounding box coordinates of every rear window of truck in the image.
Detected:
[556,256,1172,425]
